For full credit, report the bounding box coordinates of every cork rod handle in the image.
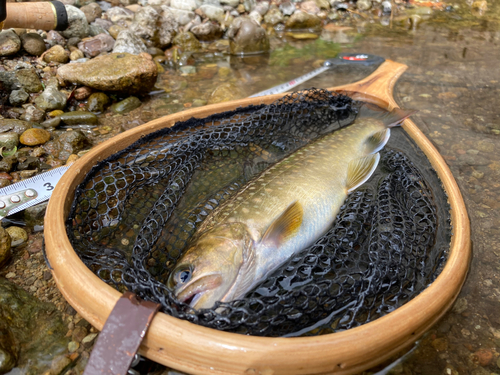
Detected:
[3,1,68,31]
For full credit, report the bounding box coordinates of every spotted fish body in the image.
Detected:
[168,107,415,310]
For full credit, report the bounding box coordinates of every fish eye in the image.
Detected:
[172,266,192,286]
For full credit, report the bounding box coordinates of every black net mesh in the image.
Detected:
[66,89,450,337]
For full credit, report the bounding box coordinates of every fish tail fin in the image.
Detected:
[383,107,417,128]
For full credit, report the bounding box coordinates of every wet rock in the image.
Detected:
[52,130,90,161]
[87,92,110,112]
[106,6,134,23]
[171,0,200,11]
[474,348,494,366]
[108,25,125,40]
[17,156,41,170]
[111,96,142,113]
[0,158,15,173]
[113,29,147,55]
[0,120,33,135]
[356,0,371,10]
[20,128,51,146]
[50,355,72,374]
[34,85,67,111]
[58,52,157,93]
[72,326,88,343]
[78,33,115,57]
[168,7,195,25]
[0,326,17,373]
[20,33,46,56]
[9,89,29,106]
[179,65,196,74]
[0,227,12,268]
[61,5,90,39]
[41,117,62,128]
[191,22,223,41]
[80,2,103,23]
[173,31,201,51]
[0,29,21,56]
[254,1,270,15]
[472,0,487,16]
[20,105,45,123]
[208,82,242,104]
[130,6,159,40]
[82,333,98,348]
[228,17,270,54]
[74,86,93,100]
[0,278,69,374]
[452,297,467,314]
[301,0,320,14]
[264,6,284,25]
[156,7,178,47]
[5,226,28,247]
[221,0,239,6]
[244,0,256,11]
[92,18,113,31]
[59,111,98,125]
[16,69,43,93]
[249,10,262,24]
[200,4,224,22]
[44,45,70,63]
[24,202,48,227]
[279,1,296,16]
[46,30,67,47]
[0,133,19,150]
[286,10,322,29]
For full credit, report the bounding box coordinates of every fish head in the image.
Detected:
[168,222,254,310]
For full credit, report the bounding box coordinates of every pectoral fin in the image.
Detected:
[346,153,380,193]
[261,201,303,248]
[366,129,391,154]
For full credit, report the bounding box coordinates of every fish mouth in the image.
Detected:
[176,273,223,308]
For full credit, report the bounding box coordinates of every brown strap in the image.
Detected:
[83,292,160,375]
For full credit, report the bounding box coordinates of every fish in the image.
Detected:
[167,105,415,310]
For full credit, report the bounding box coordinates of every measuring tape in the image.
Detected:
[0,53,384,220]
[0,166,69,220]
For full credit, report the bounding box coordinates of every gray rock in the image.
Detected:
[0,158,15,173]
[156,7,178,47]
[0,29,21,56]
[227,16,270,54]
[168,7,195,25]
[9,89,29,106]
[46,30,67,47]
[106,6,134,23]
[170,0,200,10]
[179,65,196,74]
[80,2,102,23]
[0,133,19,151]
[285,10,322,29]
[264,6,284,25]
[58,130,91,160]
[20,105,45,123]
[89,24,108,36]
[87,92,110,113]
[112,29,147,54]
[24,202,48,228]
[254,1,269,15]
[78,33,115,57]
[200,4,225,21]
[191,22,223,41]
[61,5,90,39]
[16,69,43,93]
[67,36,81,47]
[34,85,67,111]
[244,0,256,11]
[92,18,113,30]
[130,6,159,40]
[0,120,33,135]
[20,33,46,56]
[279,1,296,15]
[249,10,262,24]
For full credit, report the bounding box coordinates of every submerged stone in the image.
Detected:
[111,96,142,113]
[173,31,201,52]
[228,17,270,54]
[0,119,33,135]
[5,226,28,247]
[285,10,322,29]
[57,52,157,94]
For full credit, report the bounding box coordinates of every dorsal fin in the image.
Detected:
[366,129,390,154]
[346,153,380,193]
[261,201,303,248]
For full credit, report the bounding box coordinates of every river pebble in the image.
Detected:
[173,31,202,51]
[191,22,223,41]
[228,17,269,54]
[62,5,91,39]
[78,33,115,57]
[9,89,29,106]
[20,128,51,146]
[43,45,70,64]
[0,227,12,269]
[81,2,103,23]
[87,92,111,112]
[286,10,322,29]
[111,96,142,113]
[20,105,45,123]
[0,29,21,56]
[5,227,28,247]
[34,85,68,111]
[112,29,148,55]
[20,33,46,56]
[0,133,19,150]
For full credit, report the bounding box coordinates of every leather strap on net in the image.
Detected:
[83,292,160,375]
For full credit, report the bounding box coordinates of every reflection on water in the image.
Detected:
[107,1,500,372]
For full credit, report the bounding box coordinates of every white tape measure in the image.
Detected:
[0,166,69,220]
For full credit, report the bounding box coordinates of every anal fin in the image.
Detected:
[261,201,303,248]
[346,153,380,193]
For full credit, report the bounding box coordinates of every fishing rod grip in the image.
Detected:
[2,1,68,31]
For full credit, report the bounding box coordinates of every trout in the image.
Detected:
[168,106,415,309]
